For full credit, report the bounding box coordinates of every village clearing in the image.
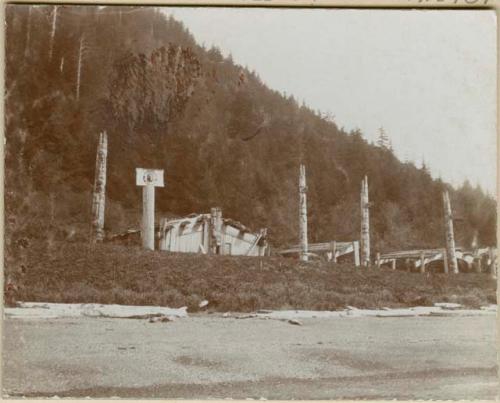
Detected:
[3,312,497,399]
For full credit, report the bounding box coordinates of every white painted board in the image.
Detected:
[136,168,164,187]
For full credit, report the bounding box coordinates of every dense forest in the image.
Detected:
[4,5,497,258]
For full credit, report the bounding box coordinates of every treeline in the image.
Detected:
[4,5,496,259]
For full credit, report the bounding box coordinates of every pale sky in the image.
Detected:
[165,8,497,195]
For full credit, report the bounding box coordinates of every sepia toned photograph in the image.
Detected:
[2,4,498,400]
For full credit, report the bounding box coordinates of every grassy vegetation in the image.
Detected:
[8,242,497,312]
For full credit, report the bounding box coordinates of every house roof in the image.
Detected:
[160,213,265,237]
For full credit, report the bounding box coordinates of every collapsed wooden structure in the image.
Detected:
[279,241,360,264]
[377,247,497,274]
[158,208,268,256]
[374,189,496,276]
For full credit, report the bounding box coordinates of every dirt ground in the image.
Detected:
[2,314,498,399]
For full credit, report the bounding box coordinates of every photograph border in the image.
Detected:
[0,0,498,402]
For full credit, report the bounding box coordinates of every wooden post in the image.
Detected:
[476,254,482,273]
[210,207,223,255]
[366,176,371,266]
[259,228,268,257]
[353,241,360,267]
[211,208,217,254]
[465,259,472,273]
[247,228,267,256]
[419,251,426,273]
[261,228,268,256]
[391,259,396,271]
[158,219,166,251]
[360,176,371,267]
[136,168,164,251]
[376,252,380,269]
[299,164,308,262]
[443,190,458,274]
[142,184,155,250]
[443,248,449,274]
[360,178,364,265]
[202,215,210,254]
[405,258,411,272]
[489,247,497,278]
[216,208,223,255]
[331,241,337,263]
[471,231,478,250]
[91,131,107,243]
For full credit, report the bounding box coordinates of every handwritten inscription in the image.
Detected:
[413,0,489,4]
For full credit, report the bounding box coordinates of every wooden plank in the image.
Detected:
[280,241,356,256]
[246,228,266,256]
[380,247,465,260]
[282,241,353,253]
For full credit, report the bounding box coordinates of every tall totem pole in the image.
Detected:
[360,176,371,266]
[91,131,108,243]
[442,190,459,274]
[299,164,308,262]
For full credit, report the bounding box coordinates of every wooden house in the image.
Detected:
[158,208,268,256]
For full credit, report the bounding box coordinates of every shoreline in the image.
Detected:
[4,301,497,321]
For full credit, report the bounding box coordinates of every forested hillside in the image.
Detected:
[4,5,496,256]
